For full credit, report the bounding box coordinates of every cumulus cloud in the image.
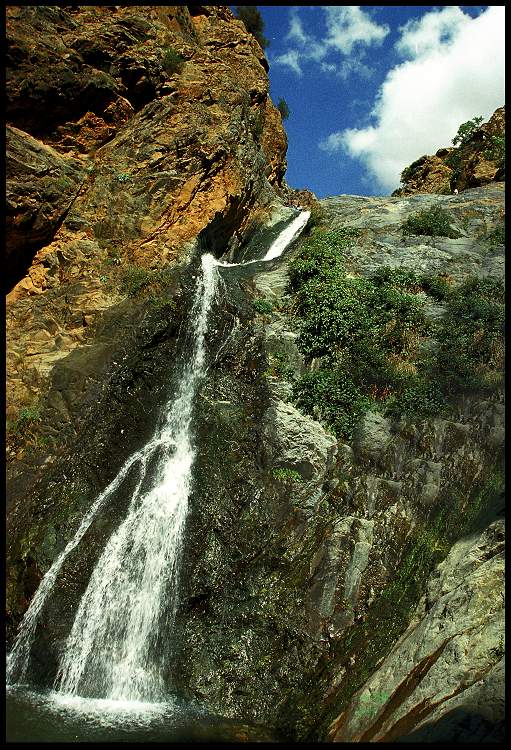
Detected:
[272,6,388,79]
[323,6,389,55]
[323,5,505,192]
[395,6,469,58]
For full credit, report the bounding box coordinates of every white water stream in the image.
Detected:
[216,210,310,267]
[7,210,310,706]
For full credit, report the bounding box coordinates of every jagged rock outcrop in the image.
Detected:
[6,4,289,444]
[5,7,504,744]
[262,400,338,481]
[328,519,505,742]
[393,106,505,196]
[6,126,87,293]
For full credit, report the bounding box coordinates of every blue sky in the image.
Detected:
[250,6,505,198]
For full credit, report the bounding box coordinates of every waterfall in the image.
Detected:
[262,210,310,260]
[7,254,219,696]
[7,209,310,703]
[216,209,310,267]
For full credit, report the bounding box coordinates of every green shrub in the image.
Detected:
[370,267,421,291]
[372,285,431,356]
[432,277,505,393]
[277,97,290,120]
[7,406,41,434]
[419,274,452,300]
[294,369,371,440]
[385,377,447,419]
[162,47,185,74]
[486,223,505,246]
[272,467,303,483]
[401,205,460,239]
[484,134,505,167]
[235,6,269,49]
[400,156,426,184]
[266,351,295,381]
[288,226,360,288]
[307,203,326,229]
[253,298,273,315]
[451,116,483,147]
[288,217,503,436]
[121,265,152,297]
[115,172,131,183]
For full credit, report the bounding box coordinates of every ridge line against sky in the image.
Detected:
[255,5,505,198]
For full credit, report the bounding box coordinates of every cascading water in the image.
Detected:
[7,210,310,710]
[53,253,219,700]
[216,209,310,267]
[7,253,220,696]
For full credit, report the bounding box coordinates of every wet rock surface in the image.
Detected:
[5,8,505,740]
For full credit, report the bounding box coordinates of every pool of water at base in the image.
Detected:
[6,686,280,743]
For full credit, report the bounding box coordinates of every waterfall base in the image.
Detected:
[6,685,280,743]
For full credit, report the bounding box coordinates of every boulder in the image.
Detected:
[262,399,337,481]
[353,411,393,456]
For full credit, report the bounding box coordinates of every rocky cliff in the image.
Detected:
[5,6,505,745]
[393,106,505,196]
[6,4,293,461]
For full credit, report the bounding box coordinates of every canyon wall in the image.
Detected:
[6,6,504,743]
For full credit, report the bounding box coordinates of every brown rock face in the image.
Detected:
[393,106,505,196]
[6,126,86,292]
[6,5,288,445]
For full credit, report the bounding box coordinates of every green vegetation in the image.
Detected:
[253,298,274,315]
[401,205,460,239]
[451,115,484,147]
[235,6,269,50]
[294,370,370,440]
[287,224,504,439]
[121,265,154,297]
[443,148,463,183]
[7,406,41,436]
[272,467,303,483]
[487,222,505,246]
[115,172,131,183]
[484,134,505,168]
[432,277,505,393]
[6,404,49,460]
[162,47,185,74]
[264,351,296,381]
[307,203,326,229]
[399,155,426,184]
[277,97,290,120]
[104,244,122,266]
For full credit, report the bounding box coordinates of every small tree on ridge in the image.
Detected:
[235,6,269,50]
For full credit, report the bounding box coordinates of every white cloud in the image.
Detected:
[320,126,376,154]
[286,8,307,46]
[272,6,388,79]
[325,6,505,192]
[272,49,303,76]
[323,6,389,55]
[395,6,468,58]
[337,58,374,81]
